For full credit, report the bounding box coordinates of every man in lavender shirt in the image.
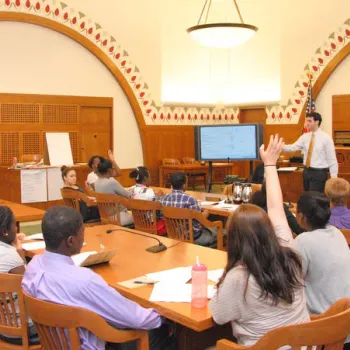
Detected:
[22,206,172,350]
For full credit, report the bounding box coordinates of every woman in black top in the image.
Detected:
[61,166,100,222]
[251,182,306,235]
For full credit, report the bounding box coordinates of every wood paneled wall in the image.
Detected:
[333,94,350,145]
[0,93,113,165]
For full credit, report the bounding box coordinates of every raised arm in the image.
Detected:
[282,134,304,153]
[108,150,122,177]
[260,135,294,245]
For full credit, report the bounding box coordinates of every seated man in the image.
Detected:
[22,206,172,350]
[159,172,217,247]
[325,177,350,229]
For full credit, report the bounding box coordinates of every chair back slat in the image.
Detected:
[23,292,149,350]
[216,298,350,350]
[61,189,81,212]
[95,193,130,226]
[129,199,160,235]
[0,274,30,348]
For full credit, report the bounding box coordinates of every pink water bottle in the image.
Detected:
[191,259,208,308]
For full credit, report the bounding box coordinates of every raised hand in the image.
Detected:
[259,134,285,166]
[107,150,115,162]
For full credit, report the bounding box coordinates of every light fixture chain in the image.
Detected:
[197,0,210,25]
[233,0,244,24]
[205,0,213,24]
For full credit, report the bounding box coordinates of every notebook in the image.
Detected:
[71,249,117,267]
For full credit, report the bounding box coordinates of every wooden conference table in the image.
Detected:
[0,199,45,223]
[25,224,231,349]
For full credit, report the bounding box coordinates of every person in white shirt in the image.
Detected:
[86,150,121,189]
[282,112,338,192]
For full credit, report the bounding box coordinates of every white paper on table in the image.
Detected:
[22,241,46,251]
[24,233,43,240]
[146,266,192,284]
[149,283,216,302]
[200,201,220,206]
[208,269,224,283]
[215,201,239,211]
[47,168,64,201]
[20,169,47,203]
[71,251,97,266]
[277,167,298,172]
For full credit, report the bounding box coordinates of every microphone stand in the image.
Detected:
[225,157,232,204]
[106,228,167,253]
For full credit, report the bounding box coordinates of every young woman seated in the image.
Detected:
[209,135,309,346]
[0,206,37,344]
[325,177,350,229]
[251,181,306,235]
[128,167,166,235]
[94,159,133,226]
[61,166,100,223]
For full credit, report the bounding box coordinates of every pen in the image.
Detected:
[133,281,156,285]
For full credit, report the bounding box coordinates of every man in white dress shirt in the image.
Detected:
[282,112,338,192]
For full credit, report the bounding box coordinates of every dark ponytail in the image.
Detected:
[129,166,149,184]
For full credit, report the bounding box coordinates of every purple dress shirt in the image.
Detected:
[329,206,350,229]
[22,251,162,350]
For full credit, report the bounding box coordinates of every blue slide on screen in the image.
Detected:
[200,125,257,160]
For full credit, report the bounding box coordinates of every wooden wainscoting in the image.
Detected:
[0,93,113,165]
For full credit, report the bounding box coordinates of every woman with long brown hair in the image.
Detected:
[209,135,309,346]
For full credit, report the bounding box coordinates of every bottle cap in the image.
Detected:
[192,263,207,271]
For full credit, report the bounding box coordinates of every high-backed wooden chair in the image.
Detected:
[182,157,206,189]
[162,158,181,165]
[60,189,100,226]
[20,154,42,163]
[0,274,41,350]
[162,206,224,250]
[22,292,149,350]
[340,229,350,245]
[95,193,130,226]
[129,198,161,235]
[216,298,350,350]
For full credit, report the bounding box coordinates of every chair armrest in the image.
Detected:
[191,211,224,250]
[217,339,248,350]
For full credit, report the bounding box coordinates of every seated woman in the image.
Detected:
[0,206,37,344]
[251,181,306,235]
[87,150,121,190]
[209,135,309,346]
[61,166,100,223]
[94,159,133,226]
[128,167,166,235]
[325,177,350,229]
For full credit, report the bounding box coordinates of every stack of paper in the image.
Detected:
[24,233,44,241]
[149,283,216,302]
[22,241,46,251]
[145,266,192,284]
[208,269,224,283]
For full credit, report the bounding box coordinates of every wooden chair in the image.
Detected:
[162,158,181,165]
[0,273,41,350]
[162,206,224,250]
[60,189,100,226]
[182,157,206,189]
[340,229,350,245]
[95,192,130,226]
[129,198,161,235]
[20,154,42,163]
[216,298,350,350]
[22,292,149,350]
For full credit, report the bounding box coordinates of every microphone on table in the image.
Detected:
[106,228,167,253]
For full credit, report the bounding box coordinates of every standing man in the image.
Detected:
[282,112,338,192]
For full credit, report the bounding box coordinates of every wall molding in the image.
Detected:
[0,0,240,125]
[266,19,350,124]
